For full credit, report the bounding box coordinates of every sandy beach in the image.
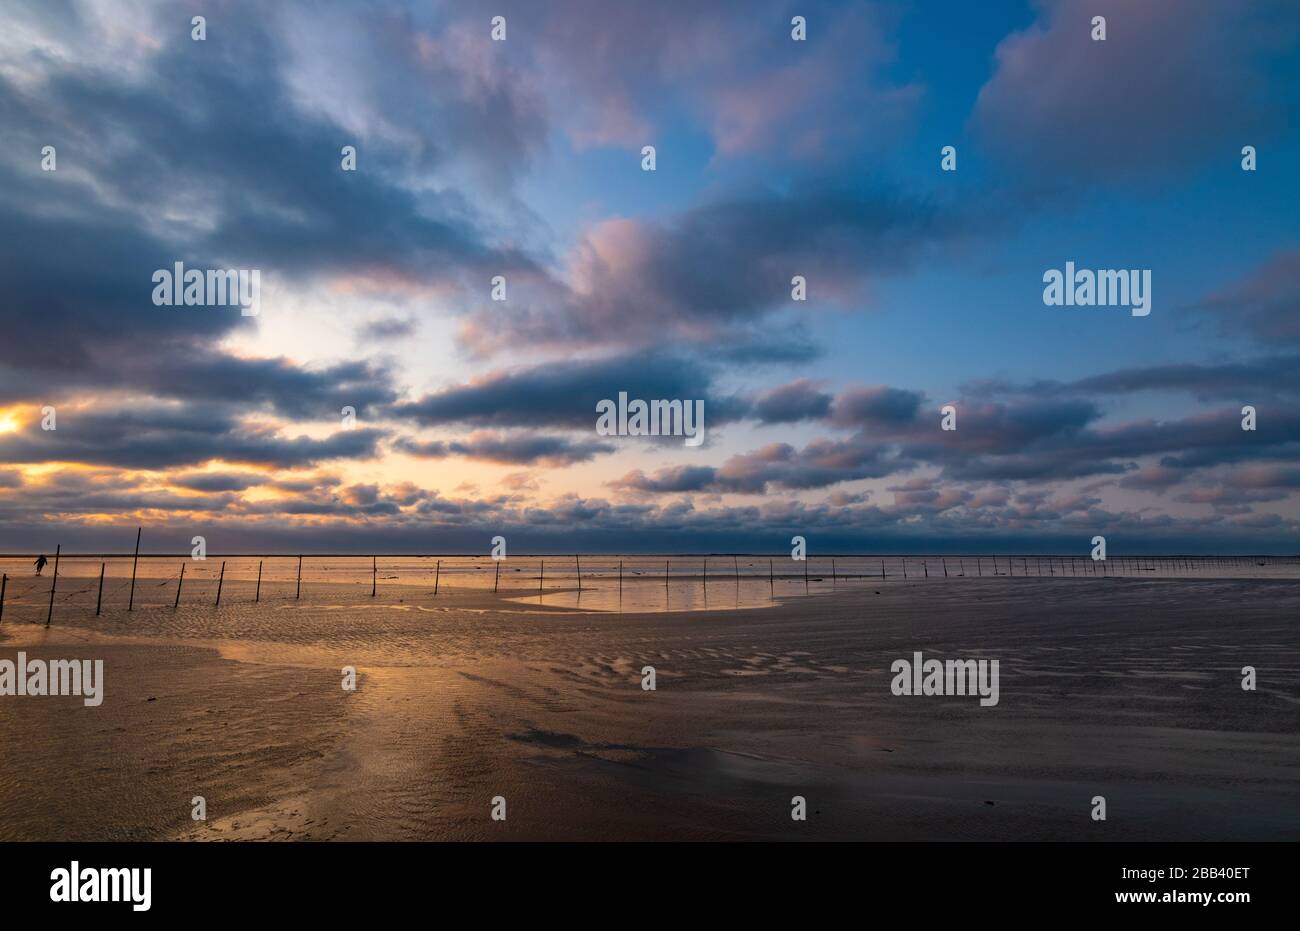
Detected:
[1,571,1296,842]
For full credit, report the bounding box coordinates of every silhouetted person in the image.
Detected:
[35,554,47,576]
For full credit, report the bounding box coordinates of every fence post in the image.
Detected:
[296,555,302,600]
[0,573,6,625]
[540,559,544,594]
[575,555,582,592]
[128,527,141,611]
[434,559,440,595]
[255,560,262,602]
[372,556,377,597]
[494,559,500,593]
[174,562,185,609]
[46,544,61,626]
[96,563,105,615]
[215,561,225,607]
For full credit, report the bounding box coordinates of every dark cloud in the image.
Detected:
[357,317,419,342]
[172,472,271,493]
[609,465,718,494]
[614,438,909,495]
[0,1,536,413]
[964,352,1300,405]
[391,354,745,429]
[828,386,925,428]
[0,404,385,470]
[751,379,833,424]
[396,431,615,466]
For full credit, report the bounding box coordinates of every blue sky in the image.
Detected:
[0,0,1298,553]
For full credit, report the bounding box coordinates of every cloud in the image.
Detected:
[971,0,1300,182]
[457,180,954,357]
[0,403,385,470]
[357,316,418,342]
[0,0,539,415]
[751,379,833,424]
[172,471,271,493]
[391,353,746,429]
[396,431,615,466]
[613,437,908,495]
[479,0,920,159]
[828,386,925,428]
[1191,249,1300,347]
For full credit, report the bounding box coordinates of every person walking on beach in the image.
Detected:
[34,554,47,576]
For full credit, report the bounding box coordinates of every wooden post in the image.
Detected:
[46,544,61,626]
[255,560,262,602]
[296,555,302,600]
[665,560,669,592]
[923,561,928,579]
[619,561,623,595]
[942,558,948,578]
[372,556,377,597]
[804,558,808,590]
[540,559,545,593]
[832,559,837,585]
[434,560,440,595]
[881,559,885,580]
[734,555,739,581]
[215,560,225,607]
[174,562,185,609]
[128,527,141,611]
[0,573,6,625]
[96,563,105,615]
[902,559,907,580]
[977,557,982,577]
[770,558,775,587]
[702,558,707,591]
[494,559,500,593]
[575,555,582,592]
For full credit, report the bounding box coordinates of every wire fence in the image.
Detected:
[1,552,1296,626]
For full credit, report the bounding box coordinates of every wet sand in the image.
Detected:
[1,577,1297,841]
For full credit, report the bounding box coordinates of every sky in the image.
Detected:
[1,0,1298,554]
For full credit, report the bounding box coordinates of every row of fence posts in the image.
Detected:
[5,545,1292,622]
[8,529,308,623]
